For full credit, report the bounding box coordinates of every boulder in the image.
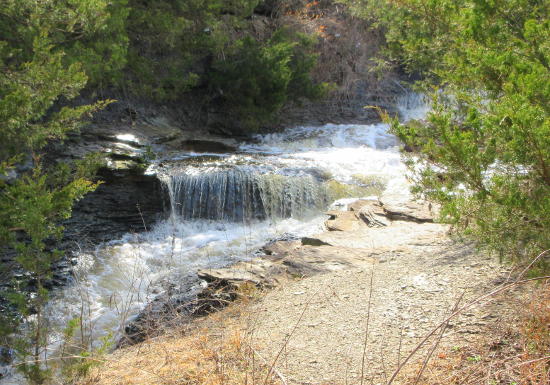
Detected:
[355,202,390,227]
[324,211,358,231]
[379,196,435,223]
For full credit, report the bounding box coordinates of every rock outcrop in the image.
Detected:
[50,122,182,246]
[379,194,437,223]
[63,167,168,246]
[193,197,440,290]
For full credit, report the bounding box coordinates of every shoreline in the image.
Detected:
[81,196,545,385]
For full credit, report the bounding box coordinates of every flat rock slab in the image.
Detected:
[380,195,436,222]
[198,268,265,286]
[307,221,446,250]
[325,211,359,231]
[196,198,446,291]
[197,245,378,289]
[286,247,377,272]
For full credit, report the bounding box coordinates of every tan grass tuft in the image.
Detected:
[394,280,550,385]
[80,299,280,385]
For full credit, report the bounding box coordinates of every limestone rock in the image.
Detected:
[283,247,377,276]
[64,167,167,244]
[198,258,286,288]
[380,196,435,223]
[324,211,358,231]
[198,246,377,288]
[198,268,263,286]
[262,240,301,259]
[355,202,390,227]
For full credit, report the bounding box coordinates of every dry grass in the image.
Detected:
[395,281,550,385]
[77,263,549,385]
[519,282,550,384]
[79,290,281,385]
[81,286,547,385]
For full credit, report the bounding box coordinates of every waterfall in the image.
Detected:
[397,92,430,121]
[162,168,328,222]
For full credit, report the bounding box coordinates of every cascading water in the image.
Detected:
[0,93,429,384]
[162,167,329,222]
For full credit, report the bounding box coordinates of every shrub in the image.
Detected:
[347,0,549,262]
[208,29,328,130]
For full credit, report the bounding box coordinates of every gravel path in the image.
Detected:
[246,223,507,385]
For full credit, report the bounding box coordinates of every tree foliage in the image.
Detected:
[2,0,326,122]
[121,0,263,100]
[208,29,328,129]
[0,2,107,382]
[347,0,550,261]
[0,0,130,88]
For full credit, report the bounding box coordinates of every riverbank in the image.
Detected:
[80,197,548,385]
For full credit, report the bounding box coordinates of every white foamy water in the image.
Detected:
[239,93,428,196]
[1,93,429,384]
[45,217,324,344]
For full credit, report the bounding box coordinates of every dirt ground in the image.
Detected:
[244,225,515,384]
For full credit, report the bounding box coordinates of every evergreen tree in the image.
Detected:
[345,0,550,262]
[0,0,129,89]
[0,2,108,382]
[209,29,328,130]
[125,0,260,100]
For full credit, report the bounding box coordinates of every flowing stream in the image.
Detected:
[1,93,428,383]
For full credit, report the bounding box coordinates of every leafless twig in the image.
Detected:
[263,288,320,385]
[387,274,550,384]
[360,260,376,385]
[412,293,465,385]
[251,346,288,385]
